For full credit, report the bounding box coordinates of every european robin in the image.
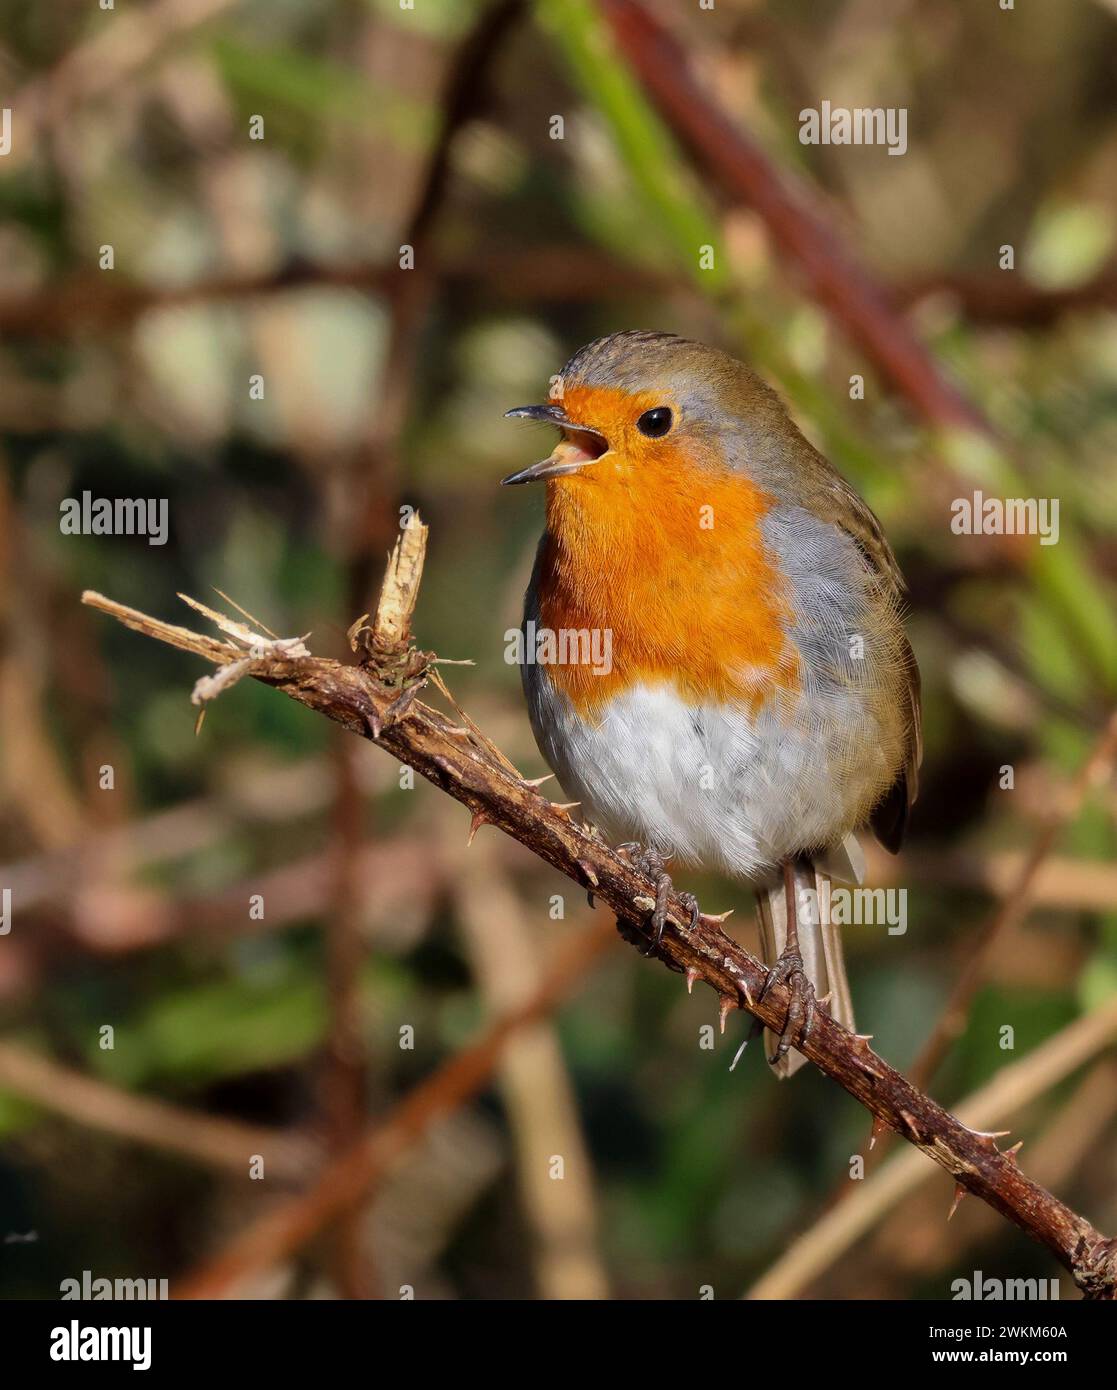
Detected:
[503,332,921,1076]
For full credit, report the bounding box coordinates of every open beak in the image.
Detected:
[501,404,609,485]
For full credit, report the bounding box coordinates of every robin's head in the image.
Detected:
[502,331,796,487]
[501,333,809,715]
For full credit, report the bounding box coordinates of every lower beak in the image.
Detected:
[501,405,608,485]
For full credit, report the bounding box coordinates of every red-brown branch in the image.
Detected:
[80,531,1117,1298]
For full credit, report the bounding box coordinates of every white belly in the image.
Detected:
[525,674,889,881]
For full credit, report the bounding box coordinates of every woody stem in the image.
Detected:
[80,530,1117,1300]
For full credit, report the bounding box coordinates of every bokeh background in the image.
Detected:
[2,0,1117,1301]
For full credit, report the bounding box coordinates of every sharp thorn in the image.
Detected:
[685,966,700,994]
[523,773,555,788]
[719,994,735,1034]
[467,811,488,846]
[576,859,599,889]
[699,908,735,925]
[948,1182,967,1221]
[869,1115,888,1151]
[736,978,756,1010]
[967,1127,1012,1146]
[847,1033,885,1078]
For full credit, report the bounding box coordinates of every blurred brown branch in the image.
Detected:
[5,254,1109,343]
[0,1043,314,1181]
[81,516,1117,1298]
[9,796,1117,938]
[0,465,87,850]
[453,835,609,1299]
[0,249,668,341]
[895,270,1117,328]
[403,0,526,254]
[174,921,613,1299]
[322,736,371,1299]
[909,709,1117,1094]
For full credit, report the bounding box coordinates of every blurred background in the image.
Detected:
[2,0,1117,1301]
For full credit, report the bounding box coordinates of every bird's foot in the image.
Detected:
[758,944,817,1066]
[617,842,699,957]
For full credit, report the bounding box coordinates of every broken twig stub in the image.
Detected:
[370,512,429,652]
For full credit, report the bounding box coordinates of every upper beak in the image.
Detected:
[501,405,609,485]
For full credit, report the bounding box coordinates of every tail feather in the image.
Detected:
[755,859,855,1079]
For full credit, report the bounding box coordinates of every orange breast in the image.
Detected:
[536,436,800,718]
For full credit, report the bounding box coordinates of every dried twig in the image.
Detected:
[369,515,430,652]
[81,522,1117,1298]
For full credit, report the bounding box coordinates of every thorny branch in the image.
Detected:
[81,515,1117,1299]
[746,1000,1117,1300]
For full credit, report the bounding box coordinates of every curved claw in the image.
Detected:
[760,948,817,1066]
[618,841,683,955]
[678,891,701,931]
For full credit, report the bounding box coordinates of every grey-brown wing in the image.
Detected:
[756,427,923,851]
[870,631,921,852]
[821,471,922,852]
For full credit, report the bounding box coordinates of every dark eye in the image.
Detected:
[636,406,673,438]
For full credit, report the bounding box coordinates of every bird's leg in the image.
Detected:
[617,842,699,958]
[758,859,817,1066]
